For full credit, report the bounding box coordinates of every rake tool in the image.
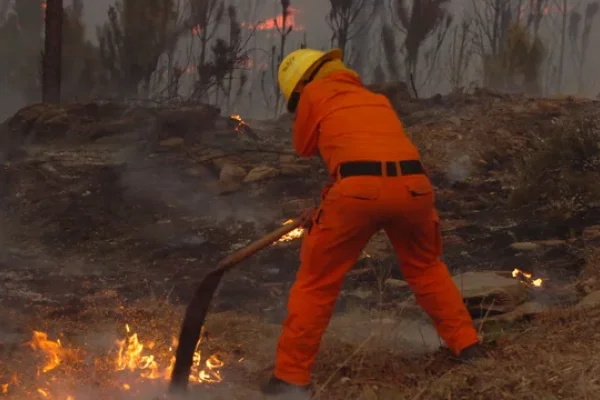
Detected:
[168,209,313,394]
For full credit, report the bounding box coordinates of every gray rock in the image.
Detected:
[510,242,541,251]
[385,279,409,290]
[219,163,247,183]
[244,165,280,182]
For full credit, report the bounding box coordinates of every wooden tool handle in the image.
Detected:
[218,209,312,271]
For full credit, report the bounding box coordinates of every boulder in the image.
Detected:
[454,271,529,314]
[279,154,298,164]
[404,271,528,315]
[385,279,409,290]
[280,163,311,176]
[219,163,247,183]
[244,166,280,182]
[481,301,547,323]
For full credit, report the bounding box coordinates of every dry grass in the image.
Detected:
[509,117,600,221]
[6,285,600,399]
[112,299,600,399]
[312,306,600,399]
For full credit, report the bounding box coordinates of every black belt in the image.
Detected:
[339,160,425,178]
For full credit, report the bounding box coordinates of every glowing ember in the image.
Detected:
[2,326,224,399]
[275,219,305,243]
[512,268,543,287]
[230,114,251,135]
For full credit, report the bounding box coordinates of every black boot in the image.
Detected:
[456,343,486,363]
[260,376,311,399]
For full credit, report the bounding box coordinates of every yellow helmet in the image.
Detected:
[278,48,343,112]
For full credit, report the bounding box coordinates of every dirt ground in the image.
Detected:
[1,91,600,399]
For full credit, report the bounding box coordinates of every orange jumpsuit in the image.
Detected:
[274,71,479,386]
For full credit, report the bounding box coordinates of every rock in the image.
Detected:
[481,301,547,323]
[510,242,541,251]
[385,279,409,290]
[219,163,247,183]
[217,180,242,195]
[534,239,567,247]
[279,154,298,164]
[244,166,280,182]
[280,163,311,176]
[454,271,529,314]
[576,291,600,309]
[159,137,184,147]
[328,310,441,355]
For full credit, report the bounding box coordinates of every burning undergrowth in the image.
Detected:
[0,222,306,400]
[1,322,225,399]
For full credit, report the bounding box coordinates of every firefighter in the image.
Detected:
[261,48,485,397]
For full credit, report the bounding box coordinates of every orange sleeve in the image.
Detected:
[292,91,320,157]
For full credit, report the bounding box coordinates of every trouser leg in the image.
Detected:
[384,210,479,355]
[274,202,376,385]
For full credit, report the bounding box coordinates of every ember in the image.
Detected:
[230,114,250,135]
[1,325,224,399]
[512,268,544,287]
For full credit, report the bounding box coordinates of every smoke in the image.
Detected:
[446,155,473,182]
[114,147,278,233]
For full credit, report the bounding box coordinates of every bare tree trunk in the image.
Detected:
[42,0,63,103]
[557,0,567,93]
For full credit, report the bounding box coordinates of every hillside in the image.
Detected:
[1,90,600,399]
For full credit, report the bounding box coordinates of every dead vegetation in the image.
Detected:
[14,298,599,399]
[509,116,600,222]
[2,90,600,398]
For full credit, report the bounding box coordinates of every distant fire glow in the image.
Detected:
[243,7,304,32]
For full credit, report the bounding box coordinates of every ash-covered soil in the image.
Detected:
[1,91,600,399]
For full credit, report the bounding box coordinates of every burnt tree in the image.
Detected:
[42,0,63,103]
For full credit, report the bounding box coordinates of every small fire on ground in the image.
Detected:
[230,114,250,135]
[1,325,224,399]
[512,268,543,287]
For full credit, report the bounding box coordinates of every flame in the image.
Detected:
[512,268,543,287]
[230,114,250,134]
[519,2,573,18]
[3,326,224,399]
[276,219,305,243]
[116,324,224,383]
[243,7,304,32]
[29,331,74,374]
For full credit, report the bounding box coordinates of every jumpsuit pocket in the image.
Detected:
[430,212,443,257]
[404,178,434,198]
[334,179,381,200]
